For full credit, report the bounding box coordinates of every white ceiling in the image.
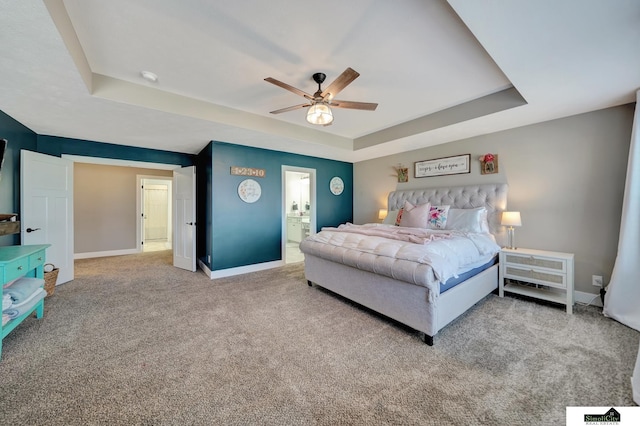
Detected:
[1,0,638,163]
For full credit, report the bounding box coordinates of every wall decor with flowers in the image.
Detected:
[479,153,498,175]
[393,164,409,183]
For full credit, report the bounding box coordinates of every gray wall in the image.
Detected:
[354,104,634,296]
[74,163,172,254]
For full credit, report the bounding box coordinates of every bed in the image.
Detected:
[299,183,508,345]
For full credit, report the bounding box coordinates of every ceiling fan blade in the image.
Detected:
[329,100,378,111]
[321,68,360,100]
[265,77,314,100]
[269,103,312,114]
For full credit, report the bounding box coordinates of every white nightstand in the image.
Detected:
[499,247,575,314]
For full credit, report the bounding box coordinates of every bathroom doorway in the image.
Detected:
[282,166,316,264]
[139,177,173,252]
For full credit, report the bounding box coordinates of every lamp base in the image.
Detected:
[506,227,517,250]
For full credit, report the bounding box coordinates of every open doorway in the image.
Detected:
[139,176,173,252]
[282,166,316,264]
[49,155,191,269]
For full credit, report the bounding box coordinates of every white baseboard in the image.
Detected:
[74,248,139,259]
[73,254,607,309]
[575,289,603,307]
[198,259,212,277]
[205,260,285,279]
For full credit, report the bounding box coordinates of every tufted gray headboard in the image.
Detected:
[388,183,508,236]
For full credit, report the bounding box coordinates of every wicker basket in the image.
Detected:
[43,263,59,297]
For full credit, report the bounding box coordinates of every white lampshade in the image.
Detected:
[502,211,521,249]
[306,103,333,125]
[501,211,522,227]
[378,209,388,220]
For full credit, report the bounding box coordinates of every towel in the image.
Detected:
[2,294,11,310]
[3,277,19,289]
[5,286,44,310]
[3,277,44,305]
[3,308,19,320]
[3,288,45,319]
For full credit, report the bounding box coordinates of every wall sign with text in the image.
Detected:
[414,154,471,178]
[230,166,266,178]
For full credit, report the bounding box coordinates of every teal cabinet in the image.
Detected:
[0,244,50,358]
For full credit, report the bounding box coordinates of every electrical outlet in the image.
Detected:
[592,275,603,287]
[207,255,211,263]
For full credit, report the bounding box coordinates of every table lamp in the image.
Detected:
[501,211,522,249]
[378,209,388,221]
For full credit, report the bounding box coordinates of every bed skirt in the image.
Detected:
[304,253,498,344]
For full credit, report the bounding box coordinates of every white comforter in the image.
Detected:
[299,223,500,301]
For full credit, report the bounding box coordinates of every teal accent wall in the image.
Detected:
[2,109,353,270]
[37,135,194,167]
[0,111,37,246]
[208,142,353,271]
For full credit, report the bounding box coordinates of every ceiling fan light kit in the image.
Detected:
[306,103,333,125]
[265,67,378,126]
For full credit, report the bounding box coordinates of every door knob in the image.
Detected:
[26,227,41,233]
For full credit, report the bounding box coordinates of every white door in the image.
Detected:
[144,183,169,240]
[20,150,74,284]
[173,166,196,271]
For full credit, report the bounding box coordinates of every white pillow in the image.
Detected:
[445,207,490,233]
[399,201,431,228]
[382,210,399,225]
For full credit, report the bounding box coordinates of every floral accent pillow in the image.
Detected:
[394,208,404,226]
[427,205,450,229]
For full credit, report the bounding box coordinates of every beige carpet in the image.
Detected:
[0,250,637,425]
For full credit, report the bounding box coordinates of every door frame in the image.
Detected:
[61,155,184,260]
[281,165,316,263]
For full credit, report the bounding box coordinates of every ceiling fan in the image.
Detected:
[264,67,378,126]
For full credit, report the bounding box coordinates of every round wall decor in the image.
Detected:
[329,176,344,195]
[238,179,262,203]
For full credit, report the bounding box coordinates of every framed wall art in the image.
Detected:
[329,176,344,195]
[394,164,409,183]
[479,153,499,175]
[237,179,262,203]
[414,154,471,178]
